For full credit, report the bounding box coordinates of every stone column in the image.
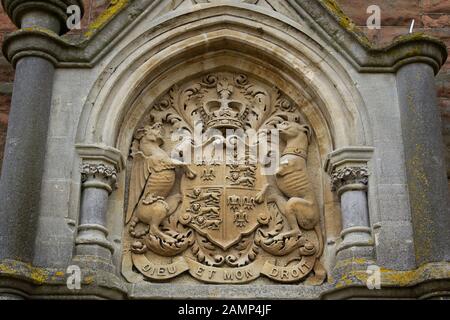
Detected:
[73,145,123,273]
[325,147,375,262]
[0,0,84,262]
[397,63,450,264]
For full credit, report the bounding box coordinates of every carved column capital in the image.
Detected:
[325,146,374,196]
[330,166,369,194]
[80,163,118,194]
[77,144,124,193]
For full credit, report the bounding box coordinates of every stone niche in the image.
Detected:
[121,71,331,286]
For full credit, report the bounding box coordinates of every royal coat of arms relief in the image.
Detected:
[122,72,327,285]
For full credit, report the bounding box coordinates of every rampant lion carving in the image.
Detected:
[126,123,196,245]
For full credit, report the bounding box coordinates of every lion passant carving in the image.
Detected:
[122,72,326,284]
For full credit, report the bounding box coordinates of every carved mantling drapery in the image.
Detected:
[122,72,327,285]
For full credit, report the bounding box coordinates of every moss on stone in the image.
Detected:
[84,0,130,38]
[0,263,17,275]
[317,0,445,52]
[84,275,95,285]
[334,262,450,289]
[318,0,372,47]
[29,266,49,285]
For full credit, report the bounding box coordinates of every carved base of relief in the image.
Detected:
[124,209,324,284]
[122,72,326,285]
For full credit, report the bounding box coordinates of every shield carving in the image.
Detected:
[180,161,269,250]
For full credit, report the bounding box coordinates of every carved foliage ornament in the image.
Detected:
[80,163,118,194]
[122,72,326,285]
[330,166,369,192]
[81,163,117,179]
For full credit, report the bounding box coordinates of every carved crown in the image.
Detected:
[197,78,250,130]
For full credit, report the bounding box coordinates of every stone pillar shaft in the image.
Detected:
[325,147,375,262]
[80,187,110,227]
[397,63,450,264]
[74,163,117,271]
[341,190,370,229]
[0,56,55,262]
[20,10,61,32]
[76,186,112,259]
[0,0,84,263]
[73,145,123,273]
[339,189,372,253]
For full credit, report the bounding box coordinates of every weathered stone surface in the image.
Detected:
[1,0,450,178]
[339,0,422,27]
[397,63,450,264]
[423,0,450,13]
[0,0,448,300]
[122,73,326,285]
[0,56,55,262]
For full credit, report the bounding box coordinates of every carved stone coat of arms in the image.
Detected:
[122,72,326,285]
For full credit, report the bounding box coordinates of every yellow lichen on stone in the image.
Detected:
[318,0,372,47]
[320,0,346,17]
[84,0,130,38]
[335,273,354,288]
[334,257,371,270]
[379,268,420,287]
[84,276,94,284]
[55,271,65,277]
[334,263,450,289]
[30,267,49,285]
[0,263,17,275]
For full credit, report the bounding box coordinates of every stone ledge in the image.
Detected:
[0,259,127,299]
[0,1,447,74]
[1,259,449,299]
[331,258,450,287]
[2,28,87,67]
[76,143,124,171]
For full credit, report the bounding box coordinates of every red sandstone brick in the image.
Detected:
[439,99,450,122]
[337,0,422,27]
[0,94,11,113]
[0,57,14,83]
[423,0,450,13]
[423,14,450,28]
[0,10,15,30]
[360,26,416,46]
[66,0,111,35]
